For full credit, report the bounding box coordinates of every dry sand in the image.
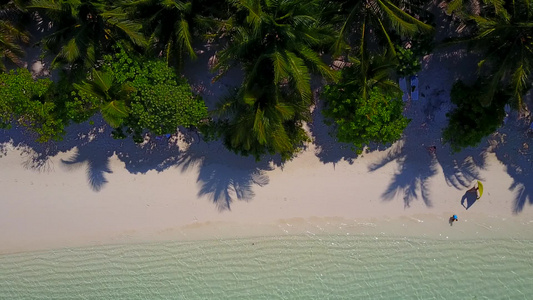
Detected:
[1,7,533,254]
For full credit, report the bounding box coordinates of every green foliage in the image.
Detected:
[211,0,336,161]
[333,0,434,58]
[211,87,311,161]
[452,0,533,109]
[74,69,132,128]
[124,0,204,68]
[48,75,101,125]
[394,45,421,77]
[28,0,147,72]
[98,46,207,140]
[0,20,29,71]
[0,69,65,142]
[443,80,506,152]
[322,85,410,152]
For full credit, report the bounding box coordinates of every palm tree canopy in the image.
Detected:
[124,0,201,68]
[29,0,147,70]
[464,0,533,108]
[211,0,337,160]
[215,0,338,101]
[0,1,29,71]
[345,50,402,101]
[333,0,433,57]
[74,69,132,127]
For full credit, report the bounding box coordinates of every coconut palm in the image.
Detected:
[0,0,29,71]
[211,0,339,160]
[333,0,433,58]
[123,0,205,68]
[343,34,402,101]
[0,20,29,71]
[28,0,146,72]
[459,0,533,109]
[74,69,133,128]
[444,0,505,18]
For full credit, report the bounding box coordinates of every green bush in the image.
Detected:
[0,69,65,142]
[443,80,506,152]
[322,85,410,153]
[395,46,421,77]
[75,46,209,140]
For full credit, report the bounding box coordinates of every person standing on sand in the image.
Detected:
[426,145,436,155]
[468,185,480,199]
[449,214,458,226]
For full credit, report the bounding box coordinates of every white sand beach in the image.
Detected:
[1,2,533,254]
[1,40,533,255]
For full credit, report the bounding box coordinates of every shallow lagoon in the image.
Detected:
[1,233,531,299]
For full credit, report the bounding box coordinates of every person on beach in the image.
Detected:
[427,145,437,155]
[468,185,480,199]
[449,214,458,226]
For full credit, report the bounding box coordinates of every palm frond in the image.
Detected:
[275,102,296,120]
[271,51,290,84]
[253,108,268,145]
[270,125,292,154]
[511,63,530,107]
[27,0,63,11]
[333,2,361,56]
[176,19,196,60]
[446,0,464,16]
[377,0,433,37]
[59,38,81,63]
[103,9,147,47]
[101,100,129,128]
[91,70,114,96]
[74,81,106,101]
[240,0,264,29]
[285,51,311,102]
[297,45,339,82]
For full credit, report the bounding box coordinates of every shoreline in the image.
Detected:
[2,212,533,255]
[1,132,532,254]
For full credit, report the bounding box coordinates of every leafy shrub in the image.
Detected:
[75,46,209,141]
[0,69,65,142]
[395,45,421,77]
[443,80,506,152]
[322,85,410,153]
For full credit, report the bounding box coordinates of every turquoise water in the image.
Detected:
[1,235,532,299]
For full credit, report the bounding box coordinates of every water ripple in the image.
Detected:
[1,235,532,299]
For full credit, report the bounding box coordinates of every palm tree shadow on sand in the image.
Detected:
[173,139,277,211]
[309,99,360,165]
[368,136,438,208]
[0,116,277,209]
[490,114,533,214]
[367,78,488,207]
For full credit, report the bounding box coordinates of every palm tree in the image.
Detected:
[457,0,533,109]
[343,33,402,101]
[74,69,133,128]
[0,20,29,71]
[0,0,29,71]
[444,0,505,18]
[28,0,146,72]
[333,0,433,58]
[211,0,339,160]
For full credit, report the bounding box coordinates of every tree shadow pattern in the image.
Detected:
[0,115,278,210]
[367,89,487,208]
[490,112,533,214]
